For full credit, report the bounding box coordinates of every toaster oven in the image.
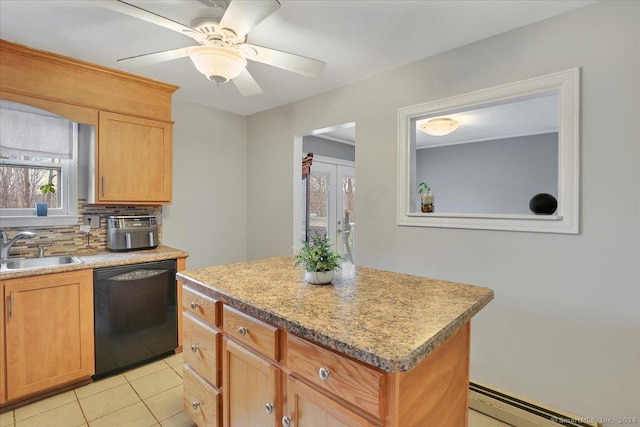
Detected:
[106,215,159,251]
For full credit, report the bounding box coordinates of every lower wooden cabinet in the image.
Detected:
[183,364,221,427]
[180,292,472,427]
[0,283,5,404]
[183,313,220,387]
[2,269,94,402]
[223,338,280,427]
[181,288,222,426]
[285,376,379,427]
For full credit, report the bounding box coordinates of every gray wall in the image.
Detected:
[416,133,558,214]
[245,1,640,418]
[303,135,355,162]
[163,98,247,269]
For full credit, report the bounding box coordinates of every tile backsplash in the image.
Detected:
[2,199,162,258]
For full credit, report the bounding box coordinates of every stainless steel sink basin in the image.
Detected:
[0,255,82,272]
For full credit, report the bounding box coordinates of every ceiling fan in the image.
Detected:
[98,0,326,96]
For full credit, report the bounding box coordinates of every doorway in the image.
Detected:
[306,159,356,263]
[294,123,356,263]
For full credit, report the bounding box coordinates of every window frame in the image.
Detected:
[397,68,580,234]
[0,123,79,227]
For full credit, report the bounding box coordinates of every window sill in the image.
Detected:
[0,214,79,228]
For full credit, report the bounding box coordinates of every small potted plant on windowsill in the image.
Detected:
[294,234,343,285]
[36,183,55,217]
[418,182,434,213]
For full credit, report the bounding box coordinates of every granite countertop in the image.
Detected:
[178,256,493,373]
[0,245,189,279]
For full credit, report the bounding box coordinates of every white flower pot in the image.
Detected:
[304,270,335,285]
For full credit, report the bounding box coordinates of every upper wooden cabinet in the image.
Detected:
[0,40,177,122]
[0,39,178,205]
[97,112,172,204]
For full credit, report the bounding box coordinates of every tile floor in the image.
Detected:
[0,353,512,427]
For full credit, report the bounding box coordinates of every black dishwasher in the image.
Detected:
[93,259,177,379]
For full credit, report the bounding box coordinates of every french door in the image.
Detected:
[305,159,356,263]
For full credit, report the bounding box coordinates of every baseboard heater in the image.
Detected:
[469,381,600,427]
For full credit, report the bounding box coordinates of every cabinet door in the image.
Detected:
[285,376,379,427]
[223,338,279,427]
[0,283,4,404]
[98,111,172,203]
[4,270,94,401]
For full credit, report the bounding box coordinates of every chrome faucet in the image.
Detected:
[0,230,36,260]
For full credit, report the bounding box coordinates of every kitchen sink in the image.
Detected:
[0,255,82,272]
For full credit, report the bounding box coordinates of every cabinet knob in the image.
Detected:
[318,367,331,381]
[190,301,200,309]
[264,402,274,414]
[192,401,200,410]
[190,344,199,353]
[238,326,248,336]
[282,416,292,427]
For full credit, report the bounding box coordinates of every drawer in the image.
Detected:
[182,285,219,326]
[287,334,384,419]
[223,305,278,360]
[183,313,220,387]
[183,365,221,427]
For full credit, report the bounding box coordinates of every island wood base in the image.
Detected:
[182,285,471,427]
[283,321,471,426]
[386,321,470,426]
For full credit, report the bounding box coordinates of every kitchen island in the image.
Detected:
[177,256,493,426]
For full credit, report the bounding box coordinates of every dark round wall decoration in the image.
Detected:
[529,193,558,215]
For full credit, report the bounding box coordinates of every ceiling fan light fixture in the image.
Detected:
[188,46,247,83]
[419,118,461,136]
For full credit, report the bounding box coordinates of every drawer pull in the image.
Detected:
[318,367,331,381]
[238,326,248,336]
[264,402,274,414]
[192,401,200,410]
[190,301,201,309]
[282,416,292,427]
[190,344,199,353]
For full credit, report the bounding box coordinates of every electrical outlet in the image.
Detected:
[84,215,100,228]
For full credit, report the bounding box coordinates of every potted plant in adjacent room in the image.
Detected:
[36,182,55,217]
[294,234,343,285]
[418,181,434,213]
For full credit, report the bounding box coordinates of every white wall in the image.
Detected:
[246,1,640,419]
[163,98,247,269]
[416,133,558,214]
[303,135,355,162]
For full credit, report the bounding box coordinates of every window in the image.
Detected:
[0,100,78,226]
[397,68,579,234]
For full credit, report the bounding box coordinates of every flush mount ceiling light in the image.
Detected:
[419,118,461,136]
[188,46,247,84]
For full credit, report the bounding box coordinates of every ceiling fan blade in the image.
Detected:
[117,47,191,67]
[232,69,263,96]
[98,0,199,41]
[219,0,281,40]
[244,44,326,78]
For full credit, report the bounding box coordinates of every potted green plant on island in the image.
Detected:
[418,182,434,213]
[294,234,343,285]
[36,183,55,217]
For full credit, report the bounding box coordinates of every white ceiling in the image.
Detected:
[416,92,559,148]
[0,1,594,117]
